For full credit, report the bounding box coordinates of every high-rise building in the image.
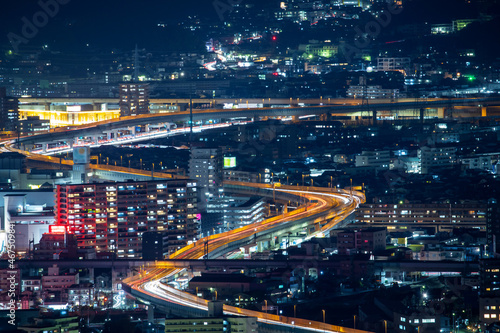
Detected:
[0,87,19,133]
[54,179,198,258]
[189,147,223,207]
[487,198,500,255]
[119,83,150,117]
[480,259,500,328]
[142,231,169,260]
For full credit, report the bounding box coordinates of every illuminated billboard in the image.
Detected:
[73,147,90,164]
[224,157,236,168]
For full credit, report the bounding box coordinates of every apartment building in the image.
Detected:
[54,179,198,258]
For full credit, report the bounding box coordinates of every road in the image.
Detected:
[0,106,368,332]
[123,183,368,333]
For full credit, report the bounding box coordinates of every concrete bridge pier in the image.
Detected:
[106,130,119,140]
[24,143,34,152]
[148,305,155,324]
[257,240,269,252]
[270,234,277,248]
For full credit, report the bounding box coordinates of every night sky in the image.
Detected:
[0,0,218,51]
[0,0,498,53]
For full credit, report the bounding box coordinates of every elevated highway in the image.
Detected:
[122,182,368,333]
[13,96,500,147]
[18,96,500,107]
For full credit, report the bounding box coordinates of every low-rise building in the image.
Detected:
[334,227,387,255]
[419,146,457,174]
[18,312,79,333]
[355,150,390,170]
[347,85,405,99]
[355,203,486,234]
[18,116,50,136]
[165,316,258,333]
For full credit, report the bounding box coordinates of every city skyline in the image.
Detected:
[1,0,500,332]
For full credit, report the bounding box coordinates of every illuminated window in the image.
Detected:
[484,314,490,319]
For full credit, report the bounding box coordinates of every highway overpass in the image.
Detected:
[13,96,500,148]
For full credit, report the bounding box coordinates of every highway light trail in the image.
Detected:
[0,125,366,332]
[123,182,367,333]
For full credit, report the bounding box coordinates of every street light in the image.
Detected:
[120,155,123,167]
[353,315,356,329]
[294,304,296,318]
[322,309,325,323]
[264,300,268,313]
[140,158,143,170]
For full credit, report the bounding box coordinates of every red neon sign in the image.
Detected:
[49,225,67,234]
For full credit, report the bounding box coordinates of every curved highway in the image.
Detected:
[0,106,368,332]
[123,183,367,333]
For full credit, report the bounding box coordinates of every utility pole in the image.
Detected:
[189,91,193,144]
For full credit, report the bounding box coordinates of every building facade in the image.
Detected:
[0,87,19,133]
[377,57,411,72]
[346,85,405,99]
[164,316,258,333]
[18,116,50,136]
[419,146,457,174]
[355,150,391,170]
[189,147,223,206]
[119,83,150,117]
[54,179,198,258]
[335,227,387,255]
[480,259,500,328]
[355,203,487,234]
